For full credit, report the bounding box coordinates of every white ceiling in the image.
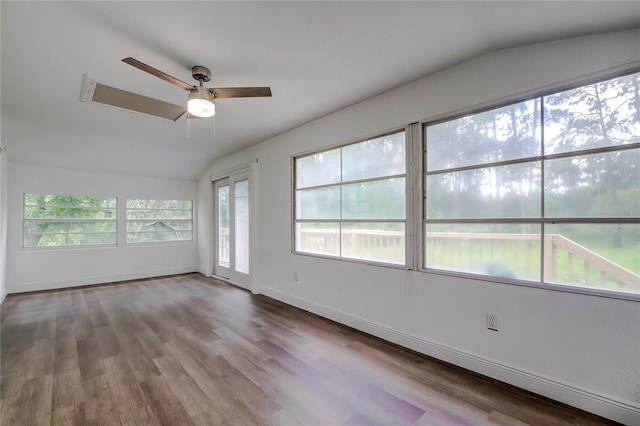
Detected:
[2,1,639,180]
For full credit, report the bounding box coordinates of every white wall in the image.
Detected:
[7,163,198,292]
[198,30,640,424]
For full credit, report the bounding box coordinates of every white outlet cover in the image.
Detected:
[487,313,498,331]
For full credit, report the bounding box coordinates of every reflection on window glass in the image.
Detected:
[342,132,405,181]
[342,178,405,220]
[426,100,541,171]
[426,163,541,219]
[342,222,405,265]
[544,73,640,155]
[545,149,640,218]
[296,148,341,189]
[425,223,542,282]
[296,186,340,220]
[295,222,340,257]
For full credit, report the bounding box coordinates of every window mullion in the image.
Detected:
[408,122,421,271]
[339,146,343,258]
[540,94,546,285]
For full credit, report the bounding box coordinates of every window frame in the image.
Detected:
[292,127,411,268]
[22,193,118,249]
[125,198,194,245]
[420,68,640,300]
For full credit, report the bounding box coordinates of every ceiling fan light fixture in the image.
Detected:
[188,87,215,118]
[121,57,272,120]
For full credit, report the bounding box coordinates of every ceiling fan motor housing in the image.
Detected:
[192,66,211,83]
[119,57,272,119]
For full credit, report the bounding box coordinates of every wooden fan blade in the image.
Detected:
[80,76,186,121]
[211,87,272,98]
[122,57,195,91]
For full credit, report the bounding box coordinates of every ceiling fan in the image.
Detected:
[80,57,272,121]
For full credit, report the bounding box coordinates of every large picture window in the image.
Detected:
[23,193,117,247]
[424,72,640,294]
[126,199,193,243]
[294,131,407,265]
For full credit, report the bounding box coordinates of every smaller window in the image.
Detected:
[294,130,407,265]
[23,193,117,248]
[126,199,193,243]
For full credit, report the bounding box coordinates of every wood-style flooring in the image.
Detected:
[1,273,618,425]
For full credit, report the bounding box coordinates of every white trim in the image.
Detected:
[7,267,198,294]
[208,159,257,182]
[259,285,639,425]
[420,267,640,302]
[249,162,260,295]
[0,291,6,304]
[410,122,422,271]
[210,273,229,281]
[404,124,414,270]
[292,125,407,159]
[210,273,251,292]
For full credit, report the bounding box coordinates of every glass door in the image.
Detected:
[214,179,231,278]
[213,172,251,288]
[233,177,250,277]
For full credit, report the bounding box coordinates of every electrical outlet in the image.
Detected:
[487,313,498,331]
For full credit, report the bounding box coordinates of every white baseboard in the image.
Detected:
[7,267,199,294]
[260,285,639,425]
[208,273,253,292]
[197,266,212,276]
[0,290,6,304]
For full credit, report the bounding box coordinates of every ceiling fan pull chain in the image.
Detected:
[187,112,191,139]
[212,113,216,139]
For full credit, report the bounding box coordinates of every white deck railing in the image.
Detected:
[298,228,639,291]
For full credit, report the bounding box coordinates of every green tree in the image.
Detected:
[544,73,640,247]
[24,194,116,247]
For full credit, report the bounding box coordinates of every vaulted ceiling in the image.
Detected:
[2,1,638,179]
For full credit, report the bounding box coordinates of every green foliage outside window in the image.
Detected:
[23,194,117,247]
[126,199,193,243]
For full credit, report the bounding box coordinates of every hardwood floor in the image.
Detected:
[1,273,618,425]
